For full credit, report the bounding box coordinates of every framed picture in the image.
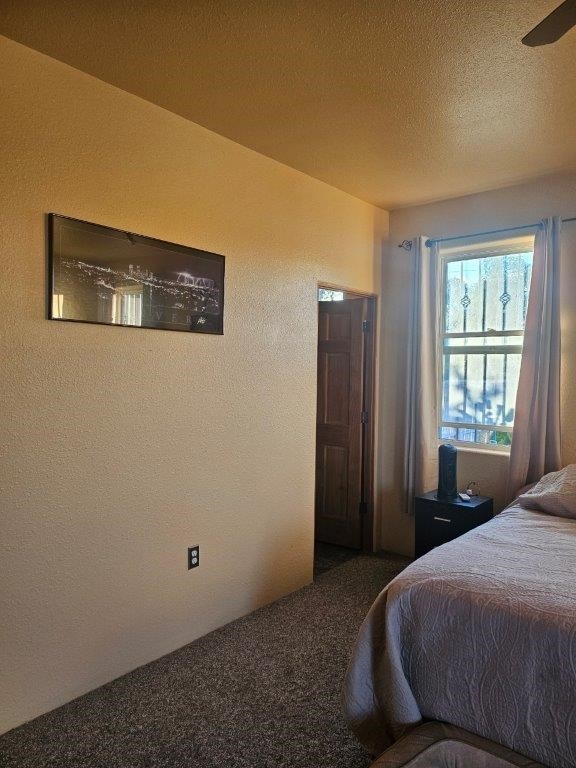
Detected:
[48,214,225,334]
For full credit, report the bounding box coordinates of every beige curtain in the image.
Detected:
[507,217,562,500]
[403,237,439,513]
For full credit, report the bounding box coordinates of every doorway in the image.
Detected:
[314,287,376,555]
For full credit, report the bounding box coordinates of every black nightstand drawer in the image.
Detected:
[415,492,493,558]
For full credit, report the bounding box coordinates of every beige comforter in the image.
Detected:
[343,504,576,768]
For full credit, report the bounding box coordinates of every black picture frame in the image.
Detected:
[48,214,225,334]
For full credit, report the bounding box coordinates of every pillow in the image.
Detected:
[518,465,576,519]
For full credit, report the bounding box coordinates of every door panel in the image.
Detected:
[324,353,349,425]
[321,445,348,521]
[325,311,351,341]
[315,298,365,548]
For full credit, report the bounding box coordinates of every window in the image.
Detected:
[439,235,534,448]
[318,288,344,302]
[52,293,64,319]
[110,285,143,326]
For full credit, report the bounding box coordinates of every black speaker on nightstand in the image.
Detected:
[437,444,457,500]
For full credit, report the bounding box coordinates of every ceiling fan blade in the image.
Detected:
[522,0,576,46]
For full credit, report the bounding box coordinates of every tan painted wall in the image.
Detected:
[0,37,388,734]
[379,173,576,556]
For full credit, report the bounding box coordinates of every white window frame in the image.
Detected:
[437,234,535,451]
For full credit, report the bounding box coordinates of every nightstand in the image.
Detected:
[414,491,493,558]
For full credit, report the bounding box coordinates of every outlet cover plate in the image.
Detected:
[188,546,199,569]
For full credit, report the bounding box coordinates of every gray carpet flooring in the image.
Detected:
[313,542,359,576]
[0,554,409,768]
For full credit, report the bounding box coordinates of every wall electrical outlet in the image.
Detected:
[187,546,200,570]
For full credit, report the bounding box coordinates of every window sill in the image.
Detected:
[438,440,511,458]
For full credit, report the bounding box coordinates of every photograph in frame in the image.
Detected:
[48,214,225,334]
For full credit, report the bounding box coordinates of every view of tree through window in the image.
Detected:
[318,288,344,302]
[439,242,534,447]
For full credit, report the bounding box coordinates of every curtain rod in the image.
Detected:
[397,216,576,251]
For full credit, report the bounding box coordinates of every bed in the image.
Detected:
[343,497,576,768]
[370,722,547,768]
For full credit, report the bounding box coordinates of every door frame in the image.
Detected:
[316,284,378,553]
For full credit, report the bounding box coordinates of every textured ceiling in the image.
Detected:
[1,0,575,208]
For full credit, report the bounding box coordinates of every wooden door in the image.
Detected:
[315,297,367,549]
